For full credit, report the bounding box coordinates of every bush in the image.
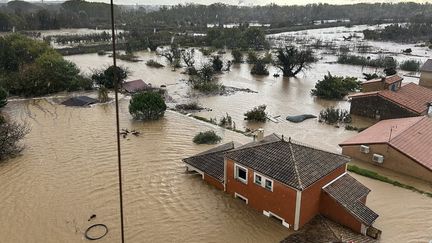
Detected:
[212,56,223,72]
[231,49,243,63]
[244,105,267,122]
[146,59,164,68]
[129,92,167,120]
[400,60,421,72]
[319,107,352,125]
[0,119,30,161]
[219,113,234,128]
[247,51,258,64]
[250,59,269,75]
[0,87,7,108]
[175,102,203,111]
[193,130,222,144]
[311,73,361,100]
[189,64,224,93]
[338,55,397,69]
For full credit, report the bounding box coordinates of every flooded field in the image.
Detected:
[1,24,432,242]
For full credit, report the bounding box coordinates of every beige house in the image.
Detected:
[419,59,432,88]
[340,116,432,183]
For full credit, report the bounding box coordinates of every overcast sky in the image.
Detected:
[22,0,430,5]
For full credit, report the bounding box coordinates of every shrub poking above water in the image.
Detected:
[146,59,165,68]
[319,107,352,125]
[244,105,267,122]
[311,73,361,100]
[193,130,222,144]
[250,59,269,76]
[400,60,421,72]
[129,92,167,120]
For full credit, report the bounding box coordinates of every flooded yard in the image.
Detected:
[1,24,431,242]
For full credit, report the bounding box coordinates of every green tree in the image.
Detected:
[275,46,315,77]
[212,56,223,72]
[251,59,269,75]
[231,49,243,63]
[98,86,109,103]
[92,66,128,89]
[244,105,267,122]
[0,87,7,108]
[311,73,361,100]
[0,119,30,161]
[193,130,222,144]
[129,92,167,120]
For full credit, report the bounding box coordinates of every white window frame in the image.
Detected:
[234,192,248,204]
[234,163,248,184]
[254,172,273,191]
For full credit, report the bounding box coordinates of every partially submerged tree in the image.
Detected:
[161,44,181,67]
[251,59,269,75]
[244,105,267,122]
[98,86,109,103]
[311,73,361,100]
[275,46,315,77]
[92,66,128,89]
[0,117,30,161]
[129,92,167,121]
[212,56,223,72]
[319,107,352,125]
[181,49,195,67]
[189,64,223,93]
[193,130,221,144]
[0,87,7,108]
[363,72,380,80]
[247,51,258,64]
[231,49,243,63]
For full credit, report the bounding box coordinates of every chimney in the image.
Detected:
[256,128,264,142]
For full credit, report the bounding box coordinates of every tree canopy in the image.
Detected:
[275,46,315,77]
[91,65,128,89]
[129,92,167,121]
[311,73,361,100]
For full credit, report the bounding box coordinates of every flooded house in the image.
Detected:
[361,75,403,92]
[340,116,432,183]
[349,82,432,120]
[61,96,98,107]
[419,59,432,89]
[183,132,379,237]
[122,79,151,93]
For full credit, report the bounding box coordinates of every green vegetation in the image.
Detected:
[193,130,222,145]
[175,102,203,111]
[400,60,421,72]
[189,64,224,93]
[246,51,258,64]
[347,165,432,198]
[244,105,267,122]
[0,87,7,108]
[129,92,167,121]
[311,73,360,100]
[91,66,128,89]
[146,59,165,68]
[319,107,352,125]
[231,49,243,63]
[206,27,268,50]
[0,114,30,161]
[0,34,92,97]
[363,72,380,80]
[250,59,269,76]
[275,46,316,77]
[211,56,223,72]
[219,113,234,129]
[98,86,109,103]
[363,23,432,43]
[337,55,397,69]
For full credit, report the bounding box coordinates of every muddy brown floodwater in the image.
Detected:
[1,99,431,243]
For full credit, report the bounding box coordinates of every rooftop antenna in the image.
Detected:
[109,0,125,242]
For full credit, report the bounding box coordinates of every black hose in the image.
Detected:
[85,224,108,240]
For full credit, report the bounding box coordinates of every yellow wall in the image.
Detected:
[342,144,432,183]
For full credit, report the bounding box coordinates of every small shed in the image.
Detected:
[62,96,98,107]
[123,79,151,93]
[419,59,432,88]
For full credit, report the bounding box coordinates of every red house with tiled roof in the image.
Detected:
[122,79,151,93]
[349,82,432,120]
[183,134,380,238]
[361,75,403,92]
[340,116,432,183]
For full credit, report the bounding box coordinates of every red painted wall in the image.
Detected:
[299,165,346,228]
[320,192,363,233]
[203,174,224,191]
[225,159,297,227]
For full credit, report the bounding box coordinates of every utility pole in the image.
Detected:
[109,0,125,242]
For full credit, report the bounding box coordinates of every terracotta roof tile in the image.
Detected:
[350,83,432,114]
[323,174,378,226]
[340,116,432,171]
[225,137,350,190]
[123,79,150,93]
[183,142,237,182]
[362,75,403,85]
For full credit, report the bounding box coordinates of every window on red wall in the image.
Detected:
[235,164,248,184]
